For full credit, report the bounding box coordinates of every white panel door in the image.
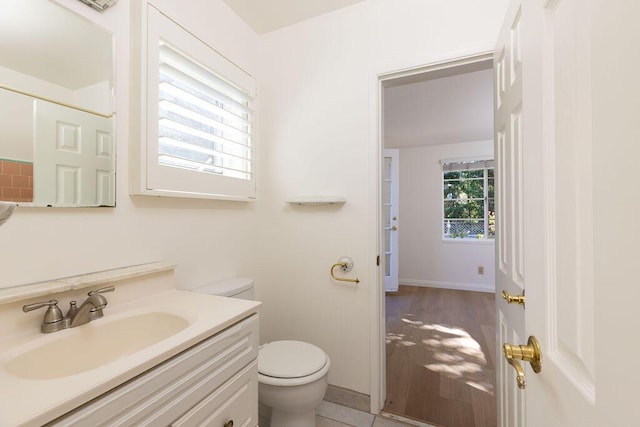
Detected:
[383,149,399,292]
[494,0,526,424]
[524,0,597,424]
[34,100,114,206]
[496,0,640,425]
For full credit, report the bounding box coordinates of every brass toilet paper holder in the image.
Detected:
[330,257,360,284]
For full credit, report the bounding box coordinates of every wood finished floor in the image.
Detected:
[384,286,496,427]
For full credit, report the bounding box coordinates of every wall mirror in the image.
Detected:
[0,0,116,207]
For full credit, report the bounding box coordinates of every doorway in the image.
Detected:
[378,53,497,426]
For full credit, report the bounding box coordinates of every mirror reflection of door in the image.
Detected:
[34,101,115,207]
[383,148,399,292]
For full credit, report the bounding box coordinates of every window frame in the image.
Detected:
[141,4,257,201]
[441,159,495,242]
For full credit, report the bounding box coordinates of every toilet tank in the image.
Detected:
[195,277,255,300]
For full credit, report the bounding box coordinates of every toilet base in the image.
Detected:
[258,371,328,427]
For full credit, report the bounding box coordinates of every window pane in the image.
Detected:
[488,207,496,238]
[444,200,484,219]
[385,230,391,252]
[459,169,484,179]
[383,202,391,228]
[443,179,484,200]
[385,254,391,277]
[443,219,486,239]
[488,177,494,199]
[463,178,484,199]
[383,157,391,180]
[443,181,458,199]
[444,171,461,180]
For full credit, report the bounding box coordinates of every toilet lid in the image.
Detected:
[258,340,327,379]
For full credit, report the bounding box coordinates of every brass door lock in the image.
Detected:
[502,290,525,307]
[503,335,542,389]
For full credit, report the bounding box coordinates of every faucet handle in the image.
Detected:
[86,286,114,321]
[23,299,62,317]
[22,300,66,333]
[88,285,115,296]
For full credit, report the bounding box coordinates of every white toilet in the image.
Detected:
[194,278,330,427]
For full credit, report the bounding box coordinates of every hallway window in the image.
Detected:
[442,159,494,240]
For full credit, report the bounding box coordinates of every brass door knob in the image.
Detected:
[502,290,525,307]
[391,225,398,231]
[503,336,542,389]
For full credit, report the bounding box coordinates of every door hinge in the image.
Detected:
[376,255,380,266]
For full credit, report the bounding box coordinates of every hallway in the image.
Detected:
[384,286,496,427]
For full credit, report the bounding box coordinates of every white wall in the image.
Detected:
[0,0,261,292]
[254,0,508,394]
[398,140,495,293]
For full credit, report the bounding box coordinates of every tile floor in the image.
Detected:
[315,401,437,427]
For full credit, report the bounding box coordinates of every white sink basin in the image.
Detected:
[4,312,190,380]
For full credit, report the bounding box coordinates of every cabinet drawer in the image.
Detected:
[173,360,258,427]
[50,314,258,427]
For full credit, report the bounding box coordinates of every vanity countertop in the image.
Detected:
[0,289,260,427]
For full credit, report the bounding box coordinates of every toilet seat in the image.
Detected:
[259,340,327,378]
[258,340,330,386]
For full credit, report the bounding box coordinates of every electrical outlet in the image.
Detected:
[477,266,484,275]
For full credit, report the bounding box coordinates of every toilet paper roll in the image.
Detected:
[0,202,17,227]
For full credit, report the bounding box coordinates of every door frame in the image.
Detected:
[369,51,495,413]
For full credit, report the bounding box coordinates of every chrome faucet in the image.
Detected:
[23,286,115,333]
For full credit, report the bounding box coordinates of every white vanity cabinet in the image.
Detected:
[48,314,259,427]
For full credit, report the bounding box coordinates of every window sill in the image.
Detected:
[132,188,255,202]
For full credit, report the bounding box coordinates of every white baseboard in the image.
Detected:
[398,278,495,293]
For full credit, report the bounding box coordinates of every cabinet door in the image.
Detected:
[49,315,258,427]
[173,361,258,427]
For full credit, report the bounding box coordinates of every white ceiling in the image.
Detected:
[222,0,367,34]
[384,68,494,148]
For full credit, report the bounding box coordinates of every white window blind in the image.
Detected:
[144,5,256,200]
[158,43,253,181]
[441,159,495,172]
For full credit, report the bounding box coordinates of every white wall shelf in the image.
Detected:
[284,196,346,206]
